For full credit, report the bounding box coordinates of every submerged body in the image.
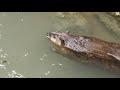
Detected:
[46,31,120,72]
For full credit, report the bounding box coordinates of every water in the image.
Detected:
[0,12,120,78]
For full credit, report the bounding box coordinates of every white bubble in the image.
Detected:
[58,63,62,66]
[0,54,7,58]
[8,73,13,78]
[5,54,8,56]
[18,75,25,78]
[0,64,6,69]
[40,57,43,61]
[24,53,28,57]
[15,76,19,78]
[51,64,55,66]
[8,70,25,78]
[12,70,16,74]
[0,48,2,52]
[0,64,5,67]
[21,18,24,22]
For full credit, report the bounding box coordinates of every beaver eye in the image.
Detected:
[60,38,65,45]
[53,36,56,39]
[61,39,65,45]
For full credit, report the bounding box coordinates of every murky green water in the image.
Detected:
[0,12,120,78]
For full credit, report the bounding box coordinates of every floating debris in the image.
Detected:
[5,54,8,56]
[1,60,7,63]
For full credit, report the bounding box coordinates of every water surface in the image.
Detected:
[0,12,120,78]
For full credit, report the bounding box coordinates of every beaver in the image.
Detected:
[46,31,120,73]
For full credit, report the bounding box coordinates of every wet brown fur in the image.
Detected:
[46,32,120,73]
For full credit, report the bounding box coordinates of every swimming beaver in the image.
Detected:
[46,31,120,73]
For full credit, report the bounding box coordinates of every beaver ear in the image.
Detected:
[66,31,70,34]
[60,38,65,45]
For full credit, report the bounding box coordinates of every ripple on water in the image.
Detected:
[39,53,48,64]
[45,71,51,76]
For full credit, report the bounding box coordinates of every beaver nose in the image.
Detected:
[46,32,48,36]
[46,32,51,37]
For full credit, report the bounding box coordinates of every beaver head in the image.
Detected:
[46,31,70,47]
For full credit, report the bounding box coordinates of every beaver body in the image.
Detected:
[46,31,120,72]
